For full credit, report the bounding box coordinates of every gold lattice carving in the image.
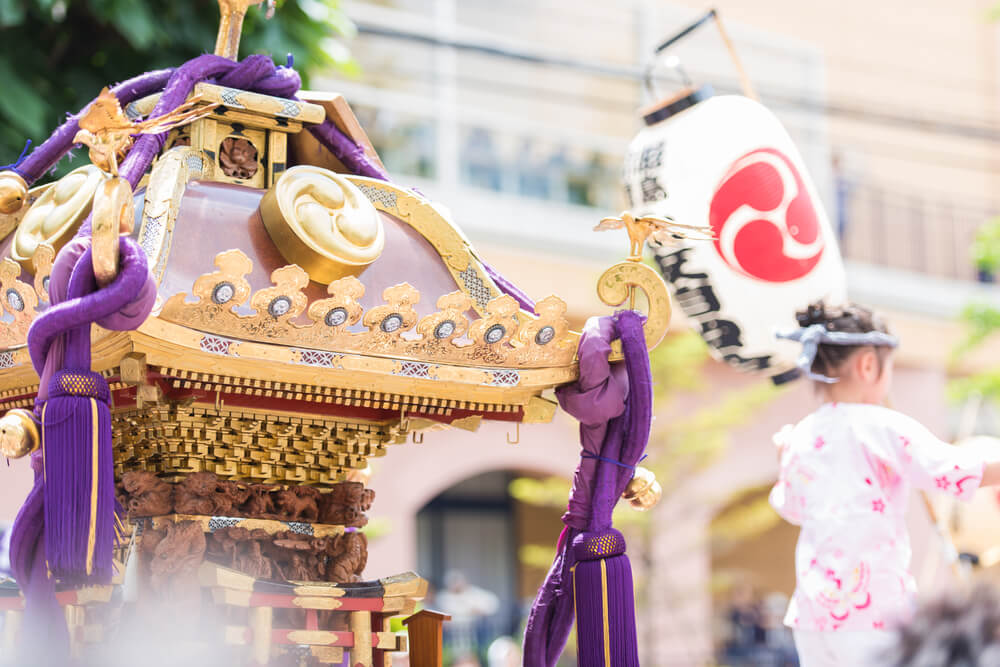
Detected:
[0,259,38,346]
[113,403,407,484]
[159,249,577,368]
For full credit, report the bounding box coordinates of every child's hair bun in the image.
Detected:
[794,301,878,334]
[792,300,892,378]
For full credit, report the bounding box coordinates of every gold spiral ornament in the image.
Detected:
[260,166,384,283]
[0,409,40,459]
[11,165,107,271]
[622,466,662,511]
[597,260,672,352]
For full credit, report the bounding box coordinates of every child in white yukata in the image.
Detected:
[769,301,1000,667]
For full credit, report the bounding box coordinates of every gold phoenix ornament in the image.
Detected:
[594,211,713,262]
[73,88,217,176]
[216,0,276,60]
[73,88,216,285]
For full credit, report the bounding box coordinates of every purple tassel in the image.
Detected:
[572,529,640,667]
[41,370,114,584]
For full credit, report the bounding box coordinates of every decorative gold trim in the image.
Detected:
[193,82,325,124]
[0,259,38,348]
[138,146,212,283]
[0,314,577,414]
[160,249,578,369]
[141,316,573,401]
[32,243,54,303]
[345,177,507,317]
[150,514,345,538]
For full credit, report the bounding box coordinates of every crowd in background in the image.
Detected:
[717,585,798,667]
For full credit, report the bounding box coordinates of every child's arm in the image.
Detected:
[769,424,802,524]
[956,436,1000,487]
[879,413,988,501]
[773,424,793,462]
[983,461,1000,486]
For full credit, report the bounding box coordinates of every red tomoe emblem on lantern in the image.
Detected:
[708,148,825,283]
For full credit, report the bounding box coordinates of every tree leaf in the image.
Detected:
[0,0,26,27]
[0,57,48,138]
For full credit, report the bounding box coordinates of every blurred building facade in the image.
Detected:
[318,1,1000,664]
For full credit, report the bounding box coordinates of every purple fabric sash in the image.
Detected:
[523,311,652,666]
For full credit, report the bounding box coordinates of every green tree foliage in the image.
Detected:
[0,0,354,175]
[952,217,1000,402]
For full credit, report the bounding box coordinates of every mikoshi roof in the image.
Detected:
[0,78,673,483]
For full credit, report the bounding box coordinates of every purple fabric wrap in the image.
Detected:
[522,311,652,666]
[482,260,535,312]
[14,69,174,184]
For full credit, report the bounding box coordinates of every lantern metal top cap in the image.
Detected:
[640,84,714,126]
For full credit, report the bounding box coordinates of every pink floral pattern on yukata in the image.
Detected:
[814,560,872,622]
[769,403,985,632]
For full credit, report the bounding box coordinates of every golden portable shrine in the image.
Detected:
[0,2,680,665]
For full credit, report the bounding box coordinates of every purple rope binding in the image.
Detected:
[523,311,651,666]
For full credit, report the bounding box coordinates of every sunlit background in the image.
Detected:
[3,1,1000,665]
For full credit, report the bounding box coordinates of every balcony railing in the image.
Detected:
[838,180,996,282]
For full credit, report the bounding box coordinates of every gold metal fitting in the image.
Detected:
[622,466,662,511]
[0,409,40,459]
[92,177,136,287]
[0,171,28,215]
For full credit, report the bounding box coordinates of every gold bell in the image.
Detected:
[0,170,28,215]
[622,466,662,511]
[0,409,40,459]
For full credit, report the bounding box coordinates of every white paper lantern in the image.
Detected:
[624,88,847,382]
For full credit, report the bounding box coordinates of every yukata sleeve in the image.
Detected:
[885,411,984,501]
[768,427,803,525]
